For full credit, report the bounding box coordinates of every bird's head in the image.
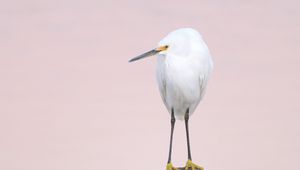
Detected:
[129,28,201,62]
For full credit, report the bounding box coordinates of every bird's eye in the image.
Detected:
[165,45,169,49]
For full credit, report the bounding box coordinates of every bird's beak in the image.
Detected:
[129,45,168,62]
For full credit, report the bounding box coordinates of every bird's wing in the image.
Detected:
[156,65,168,109]
[198,74,208,101]
[198,58,213,101]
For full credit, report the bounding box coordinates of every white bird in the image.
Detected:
[129,28,213,170]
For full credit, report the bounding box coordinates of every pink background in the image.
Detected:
[0,0,299,170]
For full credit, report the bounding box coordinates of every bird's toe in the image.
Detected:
[185,160,203,170]
[166,163,179,170]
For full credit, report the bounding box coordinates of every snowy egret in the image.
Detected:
[129,28,213,170]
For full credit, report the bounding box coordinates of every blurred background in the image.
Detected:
[0,0,299,170]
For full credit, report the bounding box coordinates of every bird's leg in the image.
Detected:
[184,109,203,170]
[166,108,178,170]
[184,108,192,161]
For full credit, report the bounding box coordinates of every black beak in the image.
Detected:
[128,49,159,62]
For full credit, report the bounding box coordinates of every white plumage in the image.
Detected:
[156,28,213,120]
[129,28,213,169]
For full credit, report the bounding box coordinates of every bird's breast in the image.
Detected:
[156,54,206,119]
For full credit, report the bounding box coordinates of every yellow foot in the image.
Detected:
[185,160,204,170]
[166,163,179,170]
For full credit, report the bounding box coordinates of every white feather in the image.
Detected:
[156,28,213,120]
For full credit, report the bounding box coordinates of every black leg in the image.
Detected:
[185,108,192,160]
[167,108,176,163]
